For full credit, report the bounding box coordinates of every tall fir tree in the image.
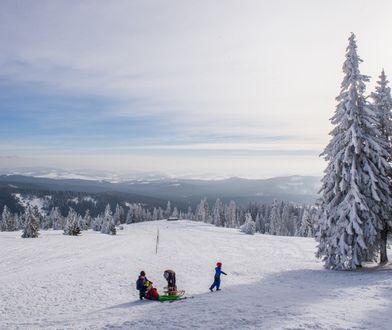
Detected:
[370,69,392,263]
[316,34,392,270]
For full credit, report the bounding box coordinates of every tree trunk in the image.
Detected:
[379,227,388,264]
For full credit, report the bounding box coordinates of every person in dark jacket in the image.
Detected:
[136,271,151,300]
[163,269,177,295]
[209,262,227,292]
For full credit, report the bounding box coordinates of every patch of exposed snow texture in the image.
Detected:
[12,193,49,216]
[69,197,79,204]
[0,220,391,329]
[82,196,97,205]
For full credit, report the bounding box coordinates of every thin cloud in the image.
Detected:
[1,1,391,177]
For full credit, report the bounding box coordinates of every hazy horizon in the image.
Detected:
[2,0,392,178]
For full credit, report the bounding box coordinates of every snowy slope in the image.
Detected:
[1,221,391,330]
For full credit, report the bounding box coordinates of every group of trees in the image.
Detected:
[0,198,317,239]
[316,33,392,270]
[193,198,318,236]
[0,202,172,237]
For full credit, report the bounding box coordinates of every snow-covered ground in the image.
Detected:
[1,220,391,330]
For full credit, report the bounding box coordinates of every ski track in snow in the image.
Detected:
[1,220,391,330]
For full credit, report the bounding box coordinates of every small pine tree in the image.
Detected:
[165,201,171,218]
[1,205,11,231]
[113,204,121,225]
[108,218,117,235]
[225,201,237,228]
[212,198,225,227]
[297,208,314,237]
[51,207,64,230]
[126,208,133,224]
[195,198,209,223]
[63,208,81,236]
[240,213,256,235]
[101,204,116,234]
[21,206,40,238]
[269,199,281,235]
[92,214,103,231]
[255,213,265,233]
[83,209,93,229]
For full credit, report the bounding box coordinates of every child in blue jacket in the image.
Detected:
[136,271,150,300]
[209,262,227,292]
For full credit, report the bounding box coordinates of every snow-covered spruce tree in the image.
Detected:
[269,199,281,235]
[255,213,264,233]
[240,212,256,235]
[92,214,103,231]
[1,205,12,231]
[152,207,159,220]
[21,205,40,238]
[297,208,314,237]
[101,204,116,234]
[212,198,225,227]
[125,208,133,224]
[370,69,392,263]
[101,214,116,235]
[225,200,237,228]
[113,204,121,225]
[195,198,209,223]
[280,203,293,236]
[186,206,193,220]
[316,33,392,270]
[51,207,64,230]
[64,208,81,236]
[108,218,117,235]
[165,201,171,219]
[83,209,93,229]
[77,215,86,231]
[171,207,179,219]
[0,210,5,231]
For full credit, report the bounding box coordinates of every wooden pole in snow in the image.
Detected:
[155,228,159,254]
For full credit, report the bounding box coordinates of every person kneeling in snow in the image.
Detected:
[136,271,151,300]
[144,280,160,300]
[209,262,227,292]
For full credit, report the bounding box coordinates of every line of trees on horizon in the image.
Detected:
[0,198,317,239]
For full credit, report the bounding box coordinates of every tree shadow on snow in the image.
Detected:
[102,265,392,330]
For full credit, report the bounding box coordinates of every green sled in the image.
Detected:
[158,295,182,302]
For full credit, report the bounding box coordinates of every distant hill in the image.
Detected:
[0,174,320,214]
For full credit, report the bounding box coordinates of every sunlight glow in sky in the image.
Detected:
[1,0,392,178]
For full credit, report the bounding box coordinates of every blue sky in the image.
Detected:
[1,0,392,178]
